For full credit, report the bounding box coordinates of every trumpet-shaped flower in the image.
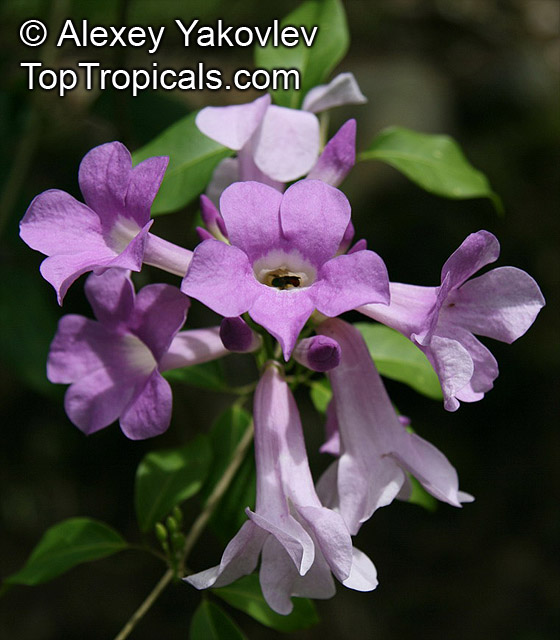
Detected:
[197,72,366,199]
[358,231,545,410]
[181,180,390,359]
[20,142,192,303]
[186,365,378,614]
[317,318,473,536]
[47,269,227,439]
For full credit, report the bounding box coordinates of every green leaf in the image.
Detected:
[135,435,212,533]
[163,360,227,392]
[132,111,232,214]
[255,0,349,108]
[406,474,437,512]
[5,518,127,586]
[309,378,332,413]
[359,126,503,212]
[203,407,256,541]
[214,574,319,632]
[354,323,443,400]
[190,601,247,640]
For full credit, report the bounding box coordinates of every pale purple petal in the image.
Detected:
[279,180,351,267]
[129,283,189,361]
[320,400,341,456]
[441,230,500,291]
[181,239,260,316]
[159,327,229,371]
[119,371,172,439]
[84,269,134,329]
[195,94,271,150]
[337,220,355,255]
[443,266,545,343]
[124,156,168,225]
[252,106,320,181]
[342,548,378,592]
[238,147,285,190]
[20,190,106,257]
[249,288,315,360]
[47,315,118,383]
[388,432,465,507]
[306,120,356,187]
[313,250,390,316]
[205,157,240,205]
[348,238,367,254]
[358,282,438,339]
[219,181,284,261]
[78,142,132,226]
[259,536,335,615]
[186,521,266,590]
[302,72,367,113]
[424,335,474,412]
[98,220,152,274]
[63,366,138,435]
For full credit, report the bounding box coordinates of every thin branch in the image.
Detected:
[112,419,254,640]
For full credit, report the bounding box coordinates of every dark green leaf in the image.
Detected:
[309,378,332,413]
[5,518,127,586]
[132,112,232,214]
[214,574,319,632]
[255,0,349,108]
[163,360,227,392]
[190,600,247,640]
[354,323,443,400]
[203,407,256,541]
[359,126,503,212]
[135,435,212,533]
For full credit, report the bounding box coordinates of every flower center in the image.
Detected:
[253,251,316,291]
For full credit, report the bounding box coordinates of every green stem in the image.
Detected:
[112,418,254,640]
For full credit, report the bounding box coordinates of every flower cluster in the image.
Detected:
[20,75,544,616]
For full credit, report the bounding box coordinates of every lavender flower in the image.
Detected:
[358,231,545,410]
[316,318,473,535]
[186,364,378,614]
[181,180,390,359]
[47,269,227,439]
[20,142,192,303]
[196,72,365,199]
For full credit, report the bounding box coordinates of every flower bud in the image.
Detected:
[200,195,228,241]
[293,335,341,372]
[220,317,262,353]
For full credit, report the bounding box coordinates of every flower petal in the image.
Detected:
[279,180,351,267]
[441,230,500,291]
[159,327,228,371]
[124,155,168,225]
[302,72,367,113]
[129,283,189,361]
[444,266,545,343]
[342,547,378,592]
[195,94,271,150]
[307,119,356,187]
[252,106,320,181]
[78,142,133,227]
[313,249,390,316]
[219,181,283,260]
[84,269,134,329]
[119,371,172,439]
[181,239,260,316]
[249,288,315,360]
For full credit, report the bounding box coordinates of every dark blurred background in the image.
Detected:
[1,0,558,638]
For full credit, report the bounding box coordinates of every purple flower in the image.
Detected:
[181,180,390,359]
[316,318,473,536]
[196,72,366,199]
[20,142,192,304]
[186,364,378,615]
[47,269,227,439]
[358,231,545,411]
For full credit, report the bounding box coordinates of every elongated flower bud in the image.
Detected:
[200,194,228,241]
[293,335,341,372]
[220,316,262,353]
